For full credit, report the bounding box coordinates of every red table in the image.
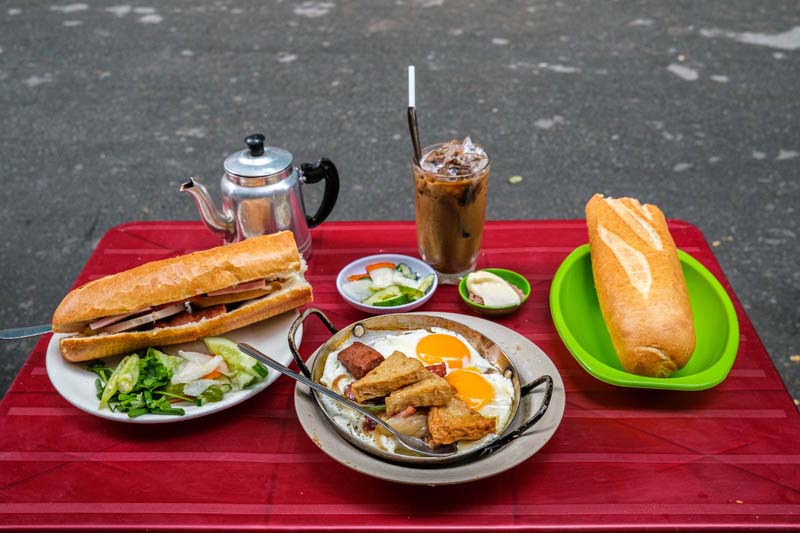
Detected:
[1,220,798,531]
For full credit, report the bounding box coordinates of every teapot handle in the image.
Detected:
[300,158,340,228]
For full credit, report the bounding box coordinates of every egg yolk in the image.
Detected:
[446,369,494,410]
[416,333,470,369]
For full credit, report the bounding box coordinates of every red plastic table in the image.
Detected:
[1,220,798,531]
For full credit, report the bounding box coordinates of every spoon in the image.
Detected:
[237,343,458,458]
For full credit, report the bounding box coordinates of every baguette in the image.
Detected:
[585,194,695,377]
[52,231,312,362]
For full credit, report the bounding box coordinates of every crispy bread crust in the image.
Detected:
[52,231,302,332]
[58,281,312,362]
[585,194,696,377]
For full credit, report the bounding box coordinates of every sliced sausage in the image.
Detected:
[338,342,385,379]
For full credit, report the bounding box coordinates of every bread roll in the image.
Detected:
[52,231,312,362]
[585,194,695,377]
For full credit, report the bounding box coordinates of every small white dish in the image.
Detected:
[336,254,438,315]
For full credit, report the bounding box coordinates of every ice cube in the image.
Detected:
[420,137,488,175]
[462,136,476,153]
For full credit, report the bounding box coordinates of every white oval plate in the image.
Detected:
[294,312,565,485]
[336,254,438,314]
[46,310,302,424]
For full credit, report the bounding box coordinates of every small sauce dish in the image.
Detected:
[458,268,530,316]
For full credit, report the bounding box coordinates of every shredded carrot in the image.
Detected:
[365,262,396,273]
[348,273,370,282]
[202,369,222,380]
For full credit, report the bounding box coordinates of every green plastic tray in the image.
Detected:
[549,244,739,390]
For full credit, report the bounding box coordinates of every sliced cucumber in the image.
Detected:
[374,295,409,307]
[231,371,257,391]
[368,267,395,289]
[398,285,424,301]
[418,274,435,294]
[203,337,268,380]
[362,285,406,306]
[395,263,416,279]
[195,384,230,406]
[392,270,420,290]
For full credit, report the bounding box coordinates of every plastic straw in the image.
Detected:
[408,65,415,107]
[407,65,422,164]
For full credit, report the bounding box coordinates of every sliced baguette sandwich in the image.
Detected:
[585,194,695,377]
[52,231,312,362]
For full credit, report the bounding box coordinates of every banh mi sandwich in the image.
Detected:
[585,194,695,377]
[52,231,312,362]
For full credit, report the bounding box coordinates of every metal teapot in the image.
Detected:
[181,133,339,258]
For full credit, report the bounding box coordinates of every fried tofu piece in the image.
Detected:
[428,397,496,446]
[385,373,454,416]
[351,351,427,403]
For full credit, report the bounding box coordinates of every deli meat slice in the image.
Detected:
[102,303,185,334]
[191,281,282,308]
[425,363,447,377]
[337,342,385,379]
[89,307,152,331]
[206,279,267,297]
[155,304,226,328]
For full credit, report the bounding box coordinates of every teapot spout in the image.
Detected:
[180,177,234,238]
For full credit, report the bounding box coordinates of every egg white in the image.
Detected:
[369,327,495,373]
[476,372,515,431]
[319,351,354,394]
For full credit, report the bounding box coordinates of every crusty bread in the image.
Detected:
[58,279,311,362]
[585,194,695,377]
[52,231,303,332]
[52,230,312,362]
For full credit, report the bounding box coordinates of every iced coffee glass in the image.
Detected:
[413,138,490,284]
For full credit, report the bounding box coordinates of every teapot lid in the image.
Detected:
[223,133,293,178]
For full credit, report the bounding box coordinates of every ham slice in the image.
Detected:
[206,279,267,297]
[101,303,186,334]
[154,305,225,328]
[89,308,151,331]
[190,283,278,308]
[88,279,271,334]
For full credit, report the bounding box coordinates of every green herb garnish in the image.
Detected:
[88,338,268,418]
[90,349,185,418]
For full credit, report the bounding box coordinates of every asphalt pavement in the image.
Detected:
[0,1,797,403]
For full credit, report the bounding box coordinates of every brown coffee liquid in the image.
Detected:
[414,164,489,275]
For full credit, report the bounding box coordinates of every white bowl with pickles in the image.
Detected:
[336,254,438,314]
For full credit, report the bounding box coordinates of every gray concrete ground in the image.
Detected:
[0,1,797,402]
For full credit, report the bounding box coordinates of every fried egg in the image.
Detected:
[368,327,495,373]
[319,327,515,453]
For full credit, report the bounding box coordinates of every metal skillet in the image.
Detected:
[286,308,554,466]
